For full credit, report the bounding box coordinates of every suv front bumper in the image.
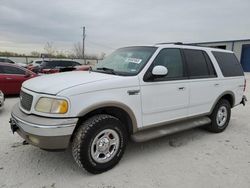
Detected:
[10,103,78,150]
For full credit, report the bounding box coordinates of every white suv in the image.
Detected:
[10,43,246,174]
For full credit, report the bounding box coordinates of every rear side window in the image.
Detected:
[72,61,81,66]
[183,49,215,78]
[212,51,244,77]
[0,65,25,75]
[0,58,14,63]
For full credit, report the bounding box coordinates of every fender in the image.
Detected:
[77,101,138,133]
[209,91,235,114]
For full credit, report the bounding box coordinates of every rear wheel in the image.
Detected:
[206,99,231,133]
[72,114,127,174]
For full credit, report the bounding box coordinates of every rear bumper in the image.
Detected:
[10,103,78,149]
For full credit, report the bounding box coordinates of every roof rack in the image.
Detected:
[155,42,183,45]
[155,42,201,47]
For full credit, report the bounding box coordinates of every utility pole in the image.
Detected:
[82,26,86,60]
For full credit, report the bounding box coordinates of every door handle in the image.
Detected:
[6,77,13,80]
[214,83,219,86]
[127,89,140,95]
[178,87,186,91]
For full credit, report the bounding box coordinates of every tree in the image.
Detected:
[73,42,83,58]
[30,51,40,57]
[99,52,106,60]
[44,42,55,56]
[55,50,67,58]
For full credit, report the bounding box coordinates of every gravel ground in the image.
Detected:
[1,75,250,188]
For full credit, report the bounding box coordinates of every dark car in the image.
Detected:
[0,58,15,64]
[0,63,37,95]
[39,60,85,74]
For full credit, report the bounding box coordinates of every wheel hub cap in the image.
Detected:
[97,138,110,152]
[216,106,228,127]
[91,129,120,163]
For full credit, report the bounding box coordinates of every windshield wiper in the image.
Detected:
[96,67,117,75]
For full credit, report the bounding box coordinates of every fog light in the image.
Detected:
[28,136,39,144]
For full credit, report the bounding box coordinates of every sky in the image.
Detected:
[0,0,250,55]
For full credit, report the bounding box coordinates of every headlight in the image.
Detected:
[35,97,68,114]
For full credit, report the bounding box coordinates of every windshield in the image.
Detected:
[93,46,157,76]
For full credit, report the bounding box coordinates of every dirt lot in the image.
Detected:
[1,75,250,188]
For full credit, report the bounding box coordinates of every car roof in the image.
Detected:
[153,43,233,53]
[119,44,233,53]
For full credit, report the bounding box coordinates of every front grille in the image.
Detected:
[20,91,33,111]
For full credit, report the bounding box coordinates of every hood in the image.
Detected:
[22,71,117,95]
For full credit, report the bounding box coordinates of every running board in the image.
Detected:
[131,117,211,142]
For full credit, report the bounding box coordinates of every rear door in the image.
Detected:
[182,49,219,116]
[0,65,26,94]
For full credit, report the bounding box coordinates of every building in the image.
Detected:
[195,39,250,72]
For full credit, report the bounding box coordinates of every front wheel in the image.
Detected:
[206,99,231,133]
[72,114,127,174]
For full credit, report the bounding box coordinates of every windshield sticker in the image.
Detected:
[125,58,142,64]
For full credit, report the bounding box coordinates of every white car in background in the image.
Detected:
[29,59,49,67]
[0,90,4,109]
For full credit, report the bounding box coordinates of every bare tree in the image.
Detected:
[99,52,106,60]
[73,42,83,58]
[44,42,55,56]
[30,51,40,57]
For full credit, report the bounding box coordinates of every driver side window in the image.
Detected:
[153,48,185,80]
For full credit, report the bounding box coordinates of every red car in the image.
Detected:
[0,63,37,95]
[39,60,90,74]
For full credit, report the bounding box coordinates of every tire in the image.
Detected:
[72,114,127,174]
[206,99,231,133]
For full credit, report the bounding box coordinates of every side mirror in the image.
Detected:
[152,65,168,76]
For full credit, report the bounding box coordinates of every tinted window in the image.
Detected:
[212,51,244,77]
[65,61,73,67]
[72,61,81,66]
[0,65,25,75]
[44,61,61,68]
[0,58,14,63]
[203,52,217,77]
[184,49,211,78]
[149,48,185,80]
[62,61,77,67]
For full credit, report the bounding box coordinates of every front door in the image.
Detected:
[140,48,189,128]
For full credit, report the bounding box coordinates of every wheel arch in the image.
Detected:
[72,102,138,139]
[209,91,235,114]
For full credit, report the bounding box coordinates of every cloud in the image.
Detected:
[0,0,250,54]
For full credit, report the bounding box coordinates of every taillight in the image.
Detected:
[244,78,246,92]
